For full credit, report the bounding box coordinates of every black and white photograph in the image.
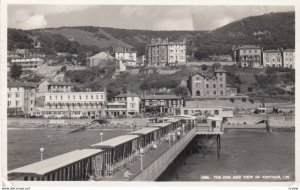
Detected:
[1,1,297,187]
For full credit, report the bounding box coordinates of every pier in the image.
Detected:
[8,115,227,181]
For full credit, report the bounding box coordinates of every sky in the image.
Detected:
[8,5,294,31]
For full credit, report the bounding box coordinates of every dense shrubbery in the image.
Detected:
[65,68,106,84]
[139,74,180,91]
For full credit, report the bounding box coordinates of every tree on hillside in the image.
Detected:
[201,64,208,71]
[10,63,22,79]
[174,86,189,96]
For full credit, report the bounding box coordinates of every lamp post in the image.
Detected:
[100,132,103,142]
[168,133,171,148]
[140,148,144,171]
[40,147,44,161]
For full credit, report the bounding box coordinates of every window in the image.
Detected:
[61,95,63,100]
[96,95,98,99]
[73,95,75,100]
[50,96,52,100]
[8,101,11,107]
[213,90,216,95]
[206,84,209,88]
[101,95,103,99]
[68,95,70,100]
[15,93,20,98]
[79,95,82,100]
[31,100,33,105]
[214,110,219,115]
[8,93,12,98]
[219,77,223,81]
[55,95,58,100]
[213,84,216,88]
[16,100,19,106]
[220,90,223,95]
[220,84,223,88]
[91,95,93,100]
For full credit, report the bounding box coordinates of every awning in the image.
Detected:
[91,135,140,148]
[9,149,103,177]
[129,127,159,135]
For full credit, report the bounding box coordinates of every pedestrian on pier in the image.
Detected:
[177,130,181,140]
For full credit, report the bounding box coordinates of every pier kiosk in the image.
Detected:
[8,149,103,181]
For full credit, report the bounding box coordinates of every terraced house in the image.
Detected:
[42,91,106,119]
[7,82,36,117]
[146,38,186,67]
[232,45,262,68]
[262,49,283,68]
[282,49,295,69]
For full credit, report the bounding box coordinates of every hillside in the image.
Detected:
[8,11,294,58]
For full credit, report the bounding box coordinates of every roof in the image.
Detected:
[91,135,140,148]
[214,68,227,73]
[89,52,114,60]
[207,116,223,121]
[282,49,295,52]
[148,122,172,128]
[158,117,181,123]
[175,115,197,120]
[9,149,103,176]
[143,95,182,100]
[48,81,72,86]
[129,127,159,135]
[238,45,261,50]
[115,92,139,98]
[263,49,281,53]
[7,81,36,88]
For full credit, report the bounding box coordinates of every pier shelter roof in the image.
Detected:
[9,149,103,176]
[129,127,160,135]
[91,135,140,148]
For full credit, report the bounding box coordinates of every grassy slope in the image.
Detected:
[43,27,133,49]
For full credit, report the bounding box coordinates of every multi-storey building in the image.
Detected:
[42,91,106,118]
[106,102,127,117]
[113,92,140,115]
[146,38,186,67]
[9,57,44,71]
[282,49,295,69]
[7,82,36,117]
[262,49,283,68]
[115,48,137,67]
[140,94,183,115]
[232,45,262,68]
[187,68,227,98]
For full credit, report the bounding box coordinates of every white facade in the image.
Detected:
[168,44,186,64]
[7,84,36,116]
[42,91,106,118]
[263,50,283,68]
[10,57,44,71]
[282,50,295,69]
[113,93,140,115]
[115,51,137,67]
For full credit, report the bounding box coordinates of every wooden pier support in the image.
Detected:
[217,134,221,159]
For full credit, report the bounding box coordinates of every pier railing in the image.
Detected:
[131,127,196,181]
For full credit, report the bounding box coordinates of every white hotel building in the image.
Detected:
[42,91,106,118]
